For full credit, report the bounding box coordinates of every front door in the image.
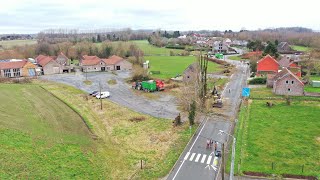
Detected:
[101,67,106,71]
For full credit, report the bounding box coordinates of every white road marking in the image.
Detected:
[207,156,212,164]
[172,118,208,180]
[195,154,201,162]
[184,152,190,160]
[189,153,196,161]
[201,154,207,163]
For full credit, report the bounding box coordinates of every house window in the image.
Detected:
[291,81,294,84]
[4,69,11,77]
[94,68,97,70]
[13,68,20,77]
[286,80,289,84]
[100,62,103,65]
[288,88,291,92]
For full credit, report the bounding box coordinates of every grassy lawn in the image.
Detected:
[228,55,244,61]
[304,85,320,93]
[230,88,320,178]
[36,81,194,179]
[0,40,37,49]
[131,40,185,56]
[0,84,106,179]
[146,56,223,79]
[290,45,311,52]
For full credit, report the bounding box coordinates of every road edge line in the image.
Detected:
[168,116,208,180]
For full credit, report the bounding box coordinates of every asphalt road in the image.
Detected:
[167,59,249,180]
[40,71,179,119]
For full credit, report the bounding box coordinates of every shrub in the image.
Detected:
[248,77,266,84]
[131,65,150,82]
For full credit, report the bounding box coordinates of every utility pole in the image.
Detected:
[85,67,88,81]
[230,137,236,180]
[99,81,102,110]
[222,143,225,180]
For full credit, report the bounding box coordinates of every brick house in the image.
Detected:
[0,60,37,77]
[183,63,198,82]
[37,56,63,75]
[256,54,279,77]
[102,55,132,71]
[278,55,301,77]
[272,68,304,96]
[277,42,292,53]
[81,55,106,72]
[55,52,72,73]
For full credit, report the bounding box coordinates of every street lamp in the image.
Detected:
[219,130,236,180]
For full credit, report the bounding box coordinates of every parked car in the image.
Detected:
[96,91,110,99]
[89,91,99,96]
[215,150,221,157]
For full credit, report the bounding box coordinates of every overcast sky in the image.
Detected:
[1,0,319,34]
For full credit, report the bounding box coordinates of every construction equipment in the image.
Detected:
[132,80,165,92]
[212,86,223,108]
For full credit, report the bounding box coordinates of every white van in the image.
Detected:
[96,91,110,99]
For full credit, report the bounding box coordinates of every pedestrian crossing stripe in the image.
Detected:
[184,152,190,160]
[189,153,196,161]
[195,154,201,162]
[183,152,217,165]
[201,154,206,163]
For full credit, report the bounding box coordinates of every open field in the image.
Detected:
[146,56,223,79]
[228,55,245,61]
[0,84,106,179]
[0,40,37,49]
[37,81,194,179]
[229,88,320,178]
[304,85,320,93]
[290,45,311,52]
[131,40,185,56]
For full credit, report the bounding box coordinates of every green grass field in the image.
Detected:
[228,55,244,61]
[0,40,37,49]
[290,45,311,52]
[230,88,320,178]
[37,81,194,179]
[131,40,185,56]
[146,56,222,79]
[0,84,106,179]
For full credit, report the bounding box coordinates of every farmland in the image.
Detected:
[0,40,37,49]
[0,84,106,179]
[230,88,320,178]
[290,45,311,52]
[1,81,194,179]
[131,40,185,56]
[146,56,223,79]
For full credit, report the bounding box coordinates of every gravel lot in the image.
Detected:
[40,71,179,119]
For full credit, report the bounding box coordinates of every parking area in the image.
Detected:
[40,71,179,119]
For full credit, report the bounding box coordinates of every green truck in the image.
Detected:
[141,80,157,92]
[215,53,224,59]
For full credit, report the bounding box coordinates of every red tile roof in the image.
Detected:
[102,55,123,65]
[0,60,27,69]
[35,55,47,62]
[274,68,304,86]
[82,55,100,60]
[38,56,55,67]
[81,55,102,66]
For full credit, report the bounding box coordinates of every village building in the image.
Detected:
[256,54,279,77]
[81,55,106,72]
[0,59,37,78]
[102,55,132,71]
[271,68,304,96]
[37,56,63,75]
[277,42,292,53]
[278,55,301,77]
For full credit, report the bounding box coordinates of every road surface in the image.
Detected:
[167,59,249,180]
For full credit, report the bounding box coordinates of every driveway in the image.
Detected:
[40,71,179,119]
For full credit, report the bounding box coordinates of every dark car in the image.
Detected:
[215,150,221,157]
[89,91,99,96]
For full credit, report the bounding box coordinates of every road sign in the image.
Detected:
[242,87,250,97]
